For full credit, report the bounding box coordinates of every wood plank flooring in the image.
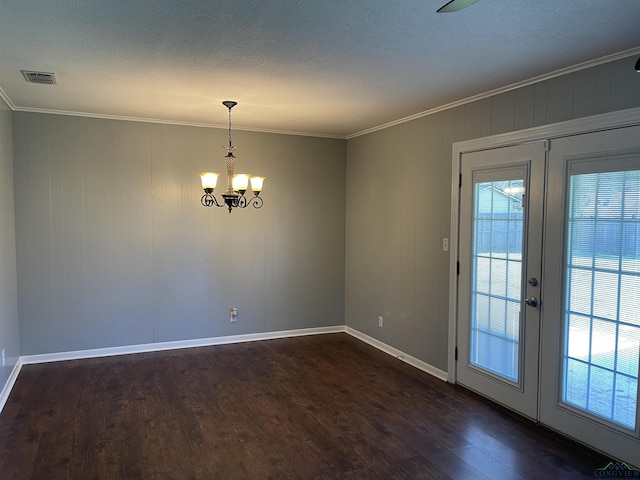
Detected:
[0,333,614,479]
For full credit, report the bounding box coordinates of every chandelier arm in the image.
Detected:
[201,192,227,208]
[201,191,262,211]
[246,196,264,209]
[201,192,214,207]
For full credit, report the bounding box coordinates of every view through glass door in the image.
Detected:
[456,142,546,420]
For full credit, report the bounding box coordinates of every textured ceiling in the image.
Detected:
[0,0,639,138]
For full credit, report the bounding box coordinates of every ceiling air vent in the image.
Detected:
[21,70,57,85]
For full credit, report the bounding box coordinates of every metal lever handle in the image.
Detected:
[525,296,538,308]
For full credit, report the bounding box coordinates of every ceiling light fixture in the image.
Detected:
[199,101,265,213]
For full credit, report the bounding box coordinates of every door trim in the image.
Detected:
[448,106,640,383]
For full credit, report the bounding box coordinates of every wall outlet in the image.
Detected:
[1,348,5,367]
[378,316,383,328]
[230,308,238,322]
[442,237,449,252]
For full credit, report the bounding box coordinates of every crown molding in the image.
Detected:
[346,46,640,139]
[0,86,16,110]
[11,106,346,140]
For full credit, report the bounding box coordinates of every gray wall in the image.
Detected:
[0,98,20,391]
[10,54,640,367]
[345,54,640,372]
[13,113,346,355]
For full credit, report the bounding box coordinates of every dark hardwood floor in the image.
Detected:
[0,333,614,479]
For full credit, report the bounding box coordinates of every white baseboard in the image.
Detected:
[0,359,24,415]
[20,325,346,365]
[345,326,448,382]
[0,324,447,415]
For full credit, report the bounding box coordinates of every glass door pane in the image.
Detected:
[471,179,524,382]
[563,170,640,431]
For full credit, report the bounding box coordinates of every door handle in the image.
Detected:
[525,296,538,308]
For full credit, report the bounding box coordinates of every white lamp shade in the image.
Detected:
[200,172,219,189]
[250,176,265,192]
[232,173,250,191]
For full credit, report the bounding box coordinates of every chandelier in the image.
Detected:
[199,101,265,213]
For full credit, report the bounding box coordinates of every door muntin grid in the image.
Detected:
[470,179,525,383]
[562,168,640,432]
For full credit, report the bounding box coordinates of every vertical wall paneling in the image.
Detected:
[14,114,346,355]
[454,106,466,142]
[480,97,492,137]
[155,124,183,342]
[12,114,27,356]
[83,119,115,348]
[533,81,548,126]
[434,110,451,369]
[490,90,516,135]
[611,56,640,112]
[47,117,65,352]
[573,68,596,119]
[345,127,401,345]
[345,53,640,372]
[58,117,87,351]
[417,116,435,353]
[107,121,129,347]
[262,132,283,333]
[258,133,346,334]
[121,122,154,345]
[514,84,536,131]
[546,74,575,124]
[264,132,294,334]
[399,122,418,351]
[25,114,56,353]
[463,101,482,140]
[594,63,612,115]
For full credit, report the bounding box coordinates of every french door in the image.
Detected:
[456,126,640,465]
[457,142,546,420]
[539,127,640,464]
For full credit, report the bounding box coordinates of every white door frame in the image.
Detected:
[448,106,640,383]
